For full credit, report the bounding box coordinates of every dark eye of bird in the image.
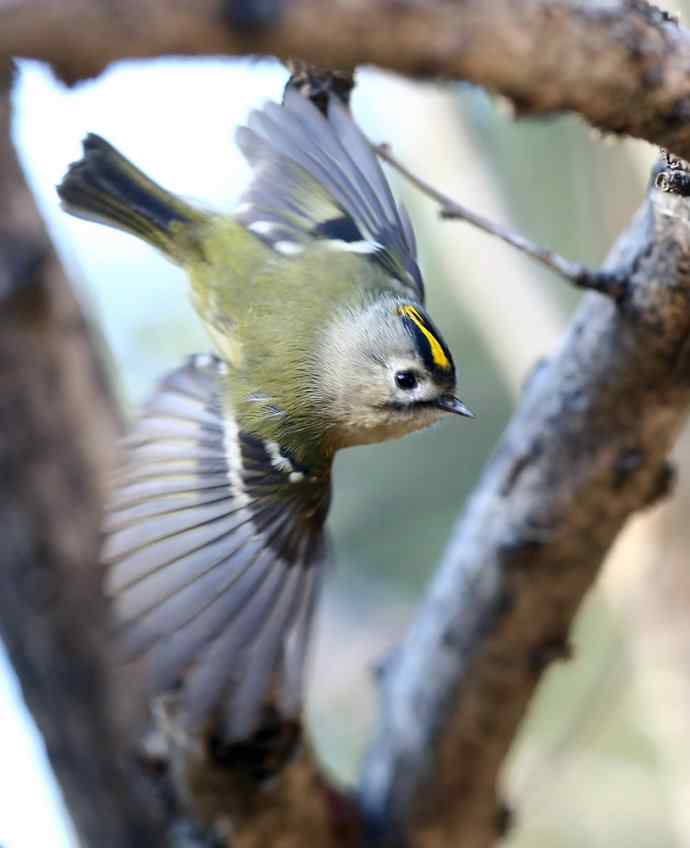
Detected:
[395,370,418,391]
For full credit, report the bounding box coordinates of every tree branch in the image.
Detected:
[359,158,690,845]
[4,1,690,158]
[0,65,165,848]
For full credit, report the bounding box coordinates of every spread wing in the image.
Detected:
[103,354,331,740]
[235,89,424,301]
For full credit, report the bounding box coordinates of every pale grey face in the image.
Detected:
[375,349,453,412]
[317,299,472,449]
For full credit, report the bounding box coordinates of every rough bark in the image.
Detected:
[4,1,690,158]
[0,64,165,848]
[360,172,690,845]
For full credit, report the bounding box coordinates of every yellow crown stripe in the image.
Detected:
[399,306,450,370]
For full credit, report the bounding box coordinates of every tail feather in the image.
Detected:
[57,134,207,261]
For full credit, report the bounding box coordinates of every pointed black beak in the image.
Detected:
[434,395,475,418]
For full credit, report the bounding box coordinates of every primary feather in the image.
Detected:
[235,90,424,300]
[104,355,331,740]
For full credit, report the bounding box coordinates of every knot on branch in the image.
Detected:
[284,60,355,114]
[654,152,690,196]
[208,712,302,784]
[625,0,678,28]
[221,0,282,32]
[0,231,49,307]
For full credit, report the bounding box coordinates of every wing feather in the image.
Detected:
[235,90,424,300]
[103,354,331,739]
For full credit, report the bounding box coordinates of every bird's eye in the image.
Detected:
[395,370,418,391]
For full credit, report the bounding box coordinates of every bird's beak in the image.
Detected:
[435,394,475,418]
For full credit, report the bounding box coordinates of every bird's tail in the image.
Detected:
[57,134,208,262]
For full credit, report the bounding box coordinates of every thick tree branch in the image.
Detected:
[0,66,165,847]
[4,1,690,158]
[359,161,690,845]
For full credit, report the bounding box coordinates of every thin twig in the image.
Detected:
[375,143,627,299]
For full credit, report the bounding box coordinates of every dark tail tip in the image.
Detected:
[57,135,197,251]
[57,133,124,207]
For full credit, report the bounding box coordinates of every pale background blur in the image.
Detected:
[3,3,690,843]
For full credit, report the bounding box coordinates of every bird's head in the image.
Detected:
[316,297,473,450]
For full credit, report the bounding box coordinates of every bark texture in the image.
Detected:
[0,65,165,848]
[361,174,690,845]
[4,1,690,157]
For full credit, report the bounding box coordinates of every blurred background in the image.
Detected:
[4,4,690,843]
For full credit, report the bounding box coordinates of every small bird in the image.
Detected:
[58,90,473,741]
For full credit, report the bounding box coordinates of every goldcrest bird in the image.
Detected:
[57,90,473,741]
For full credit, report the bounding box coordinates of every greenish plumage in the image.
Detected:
[57,90,472,741]
[190,227,400,468]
